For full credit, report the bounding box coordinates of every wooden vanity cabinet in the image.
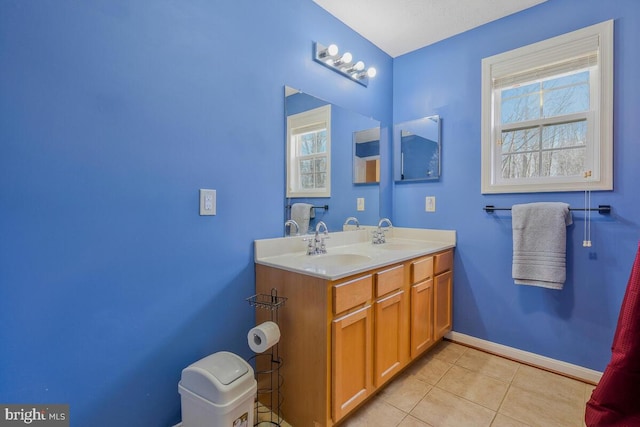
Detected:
[331,275,373,421]
[254,264,330,427]
[373,265,409,388]
[254,248,453,427]
[434,250,453,339]
[409,256,435,359]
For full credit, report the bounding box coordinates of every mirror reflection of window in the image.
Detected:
[353,127,380,184]
[295,125,328,190]
[286,104,332,198]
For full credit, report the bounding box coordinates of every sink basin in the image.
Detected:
[302,253,372,270]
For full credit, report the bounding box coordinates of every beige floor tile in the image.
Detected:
[491,413,532,427]
[341,398,407,427]
[255,414,292,426]
[255,402,291,426]
[405,355,452,385]
[380,372,433,412]
[455,348,520,383]
[410,387,496,427]
[436,365,509,411]
[328,345,591,427]
[499,385,584,427]
[511,364,587,410]
[429,340,468,364]
[397,415,434,427]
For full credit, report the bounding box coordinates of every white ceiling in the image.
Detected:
[313,0,548,57]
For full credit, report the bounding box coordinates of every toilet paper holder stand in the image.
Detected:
[246,289,287,312]
[247,288,287,426]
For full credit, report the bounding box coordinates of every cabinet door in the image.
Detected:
[332,305,373,422]
[434,270,452,339]
[411,279,434,359]
[374,290,407,387]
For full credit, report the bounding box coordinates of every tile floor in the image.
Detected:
[266,340,596,427]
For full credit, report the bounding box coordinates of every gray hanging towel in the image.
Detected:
[512,202,573,289]
[290,203,314,235]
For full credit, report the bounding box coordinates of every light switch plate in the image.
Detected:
[200,189,216,215]
[357,197,365,211]
[425,196,436,212]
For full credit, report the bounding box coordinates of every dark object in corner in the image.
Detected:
[585,242,640,426]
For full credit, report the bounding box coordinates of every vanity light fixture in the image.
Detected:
[313,42,377,87]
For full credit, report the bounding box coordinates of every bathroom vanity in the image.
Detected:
[253,228,455,427]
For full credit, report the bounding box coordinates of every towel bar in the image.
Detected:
[484,205,611,214]
[286,204,329,211]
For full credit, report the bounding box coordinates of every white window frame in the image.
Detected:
[286,104,331,198]
[481,20,613,194]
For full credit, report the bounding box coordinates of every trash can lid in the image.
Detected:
[180,351,254,404]
[200,351,249,384]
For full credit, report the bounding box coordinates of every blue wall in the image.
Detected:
[393,0,640,371]
[0,1,392,425]
[3,0,637,424]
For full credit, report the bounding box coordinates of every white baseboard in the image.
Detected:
[446,331,603,384]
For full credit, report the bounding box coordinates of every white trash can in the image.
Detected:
[179,351,256,427]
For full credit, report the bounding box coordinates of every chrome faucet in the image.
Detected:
[373,218,393,244]
[343,216,360,229]
[316,221,329,234]
[284,219,299,236]
[304,221,330,255]
[378,218,393,229]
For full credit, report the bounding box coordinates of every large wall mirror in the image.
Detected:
[285,86,381,232]
[393,115,441,182]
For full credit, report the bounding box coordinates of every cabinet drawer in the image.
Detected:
[434,250,453,276]
[375,265,404,297]
[410,256,433,284]
[333,275,373,315]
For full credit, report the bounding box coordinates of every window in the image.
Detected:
[481,20,613,193]
[286,105,331,197]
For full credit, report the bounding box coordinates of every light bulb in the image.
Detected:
[366,67,377,78]
[334,52,353,67]
[319,43,339,59]
[354,61,365,71]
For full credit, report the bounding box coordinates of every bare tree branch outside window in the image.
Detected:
[297,129,328,190]
[500,71,590,180]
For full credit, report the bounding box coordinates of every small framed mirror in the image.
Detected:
[353,127,380,184]
[393,115,441,182]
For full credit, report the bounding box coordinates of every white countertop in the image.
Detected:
[254,227,456,280]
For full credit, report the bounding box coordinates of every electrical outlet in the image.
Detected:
[200,189,216,216]
[357,197,365,211]
[425,196,436,212]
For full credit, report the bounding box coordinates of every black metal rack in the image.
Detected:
[246,289,287,427]
[483,204,612,214]
[285,203,329,211]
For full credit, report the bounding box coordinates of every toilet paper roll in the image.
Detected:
[247,321,281,353]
